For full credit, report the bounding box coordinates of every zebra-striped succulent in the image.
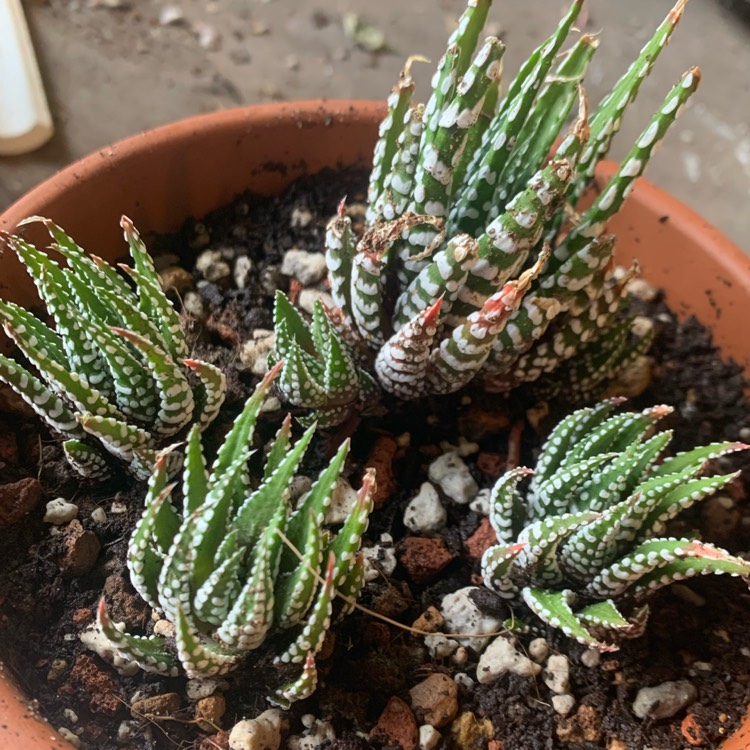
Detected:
[97,368,375,705]
[274,0,698,426]
[0,216,225,480]
[480,399,750,651]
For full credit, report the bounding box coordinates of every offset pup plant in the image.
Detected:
[97,367,376,705]
[480,399,750,650]
[273,0,699,426]
[0,216,226,479]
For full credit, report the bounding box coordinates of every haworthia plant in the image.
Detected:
[0,216,225,479]
[479,400,750,650]
[273,0,699,426]
[97,368,376,705]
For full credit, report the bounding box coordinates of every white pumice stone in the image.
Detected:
[425,634,459,659]
[419,725,441,750]
[234,255,255,289]
[287,716,335,750]
[44,498,78,524]
[325,477,358,525]
[238,329,276,376]
[440,587,501,650]
[528,638,549,663]
[543,654,570,694]
[229,709,287,750]
[90,507,107,523]
[403,482,447,532]
[469,488,491,516]
[632,680,698,720]
[476,635,542,684]
[281,249,327,286]
[580,648,601,668]
[57,728,80,748]
[552,694,576,716]
[362,534,397,582]
[186,678,222,700]
[298,289,334,315]
[428,452,478,505]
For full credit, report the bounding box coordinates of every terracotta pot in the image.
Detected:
[0,101,749,748]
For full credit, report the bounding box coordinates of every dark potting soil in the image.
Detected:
[1,166,750,750]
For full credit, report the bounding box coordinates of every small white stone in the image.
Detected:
[229,709,288,750]
[290,207,313,229]
[419,725,441,750]
[528,638,549,663]
[453,672,474,689]
[452,647,469,666]
[186,678,222,700]
[440,587,501,651]
[90,507,107,523]
[580,648,601,668]
[425,635,459,659]
[403,482,446,532]
[159,5,184,25]
[626,277,658,302]
[469,488,491,516]
[287,717,335,750]
[63,708,78,724]
[44,498,78,525]
[57,728,80,748]
[362,536,397,582]
[543,654,570,694]
[632,680,698,720]
[153,620,175,638]
[238,329,275,376]
[234,256,255,289]
[476,635,542,684]
[183,290,206,319]
[110,500,128,514]
[196,250,231,282]
[428,452,478,505]
[298,289,334,315]
[117,720,140,742]
[260,396,282,414]
[325,477,358,525]
[670,584,707,607]
[551,694,576,716]
[281,249,327,285]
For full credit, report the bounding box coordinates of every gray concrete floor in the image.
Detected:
[3,0,750,251]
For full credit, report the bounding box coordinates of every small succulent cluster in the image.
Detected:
[0,216,225,479]
[480,399,750,650]
[98,368,375,705]
[273,0,699,427]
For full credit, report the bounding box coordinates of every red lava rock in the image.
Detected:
[556,704,602,744]
[58,519,101,577]
[371,696,418,750]
[476,452,506,477]
[488,741,504,750]
[409,672,459,728]
[398,536,454,584]
[288,278,303,304]
[681,713,706,746]
[72,608,94,625]
[68,653,122,715]
[366,435,397,509]
[0,476,42,528]
[458,408,511,440]
[464,517,497,561]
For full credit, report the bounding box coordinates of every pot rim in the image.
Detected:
[1,99,749,749]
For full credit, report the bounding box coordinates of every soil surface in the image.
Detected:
[1,168,750,750]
